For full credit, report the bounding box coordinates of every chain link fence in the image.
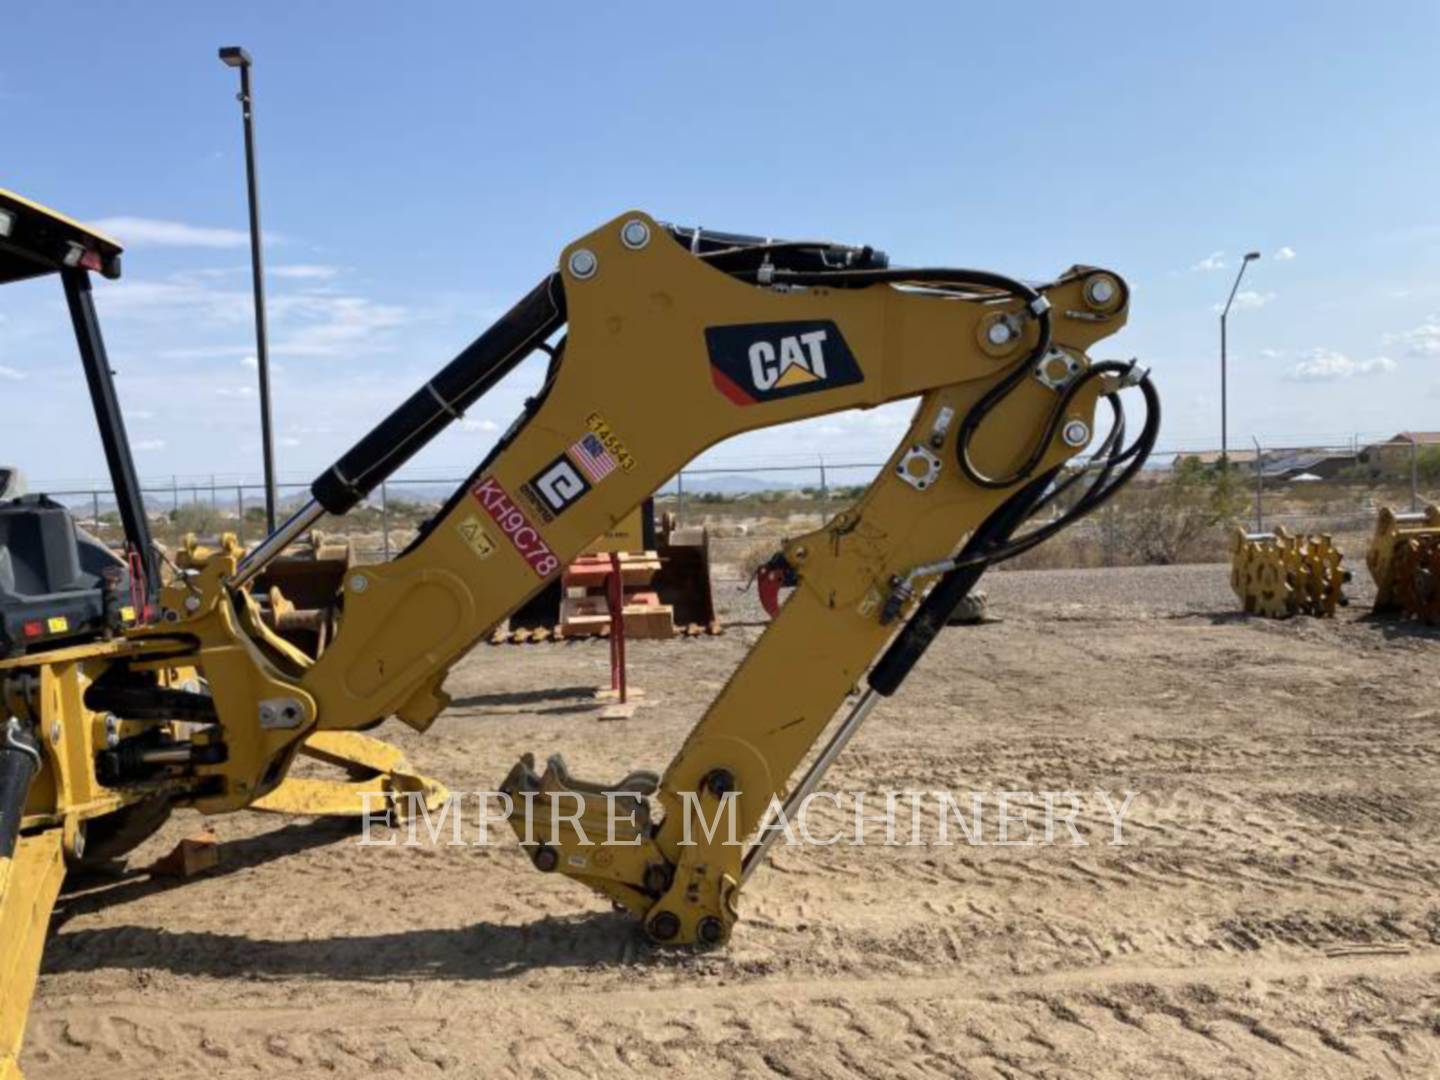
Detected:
[24,438,1437,567]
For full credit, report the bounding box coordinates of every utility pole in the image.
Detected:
[1219,251,1261,475]
[219,46,278,532]
[1253,436,1264,531]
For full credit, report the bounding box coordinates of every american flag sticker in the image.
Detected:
[569,432,619,482]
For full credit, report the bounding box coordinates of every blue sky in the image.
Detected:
[3,2,1438,490]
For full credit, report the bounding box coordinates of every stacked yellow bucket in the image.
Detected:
[1368,505,1440,622]
[1230,526,1349,618]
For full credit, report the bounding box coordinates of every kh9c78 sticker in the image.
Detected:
[470,476,560,577]
[704,320,862,406]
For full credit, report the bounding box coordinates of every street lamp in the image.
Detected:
[218,45,278,532]
[1219,250,1261,472]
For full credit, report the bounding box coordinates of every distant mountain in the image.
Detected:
[662,473,809,495]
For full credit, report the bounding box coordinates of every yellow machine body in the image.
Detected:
[0,205,1154,1073]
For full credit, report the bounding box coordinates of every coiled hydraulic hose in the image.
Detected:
[868,362,1160,696]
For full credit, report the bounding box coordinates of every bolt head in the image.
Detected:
[567,248,598,279]
[620,219,650,249]
[648,911,681,942]
[349,574,369,593]
[183,595,201,612]
[1085,275,1118,307]
[986,320,1013,346]
[1062,420,1091,447]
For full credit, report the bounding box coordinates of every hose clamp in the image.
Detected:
[1117,359,1149,389]
[2,717,40,767]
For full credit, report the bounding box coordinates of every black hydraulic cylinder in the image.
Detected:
[311,274,566,515]
[0,718,40,861]
[867,472,1055,697]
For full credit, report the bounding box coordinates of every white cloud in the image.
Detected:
[97,274,407,360]
[1284,348,1396,382]
[241,355,257,369]
[459,418,499,433]
[1385,315,1440,358]
[0,364,23,380]
[269,295,408,358]
[1213,290,1276,313]
[1191,251,1227,272]
[270,264,339,281]
[132,438,167,451]
[98,278,255,325]
[90,217,255,249]
[157,344,254,361]
[1274,246,1297,261]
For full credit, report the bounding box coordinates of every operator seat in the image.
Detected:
[0,494,128,656]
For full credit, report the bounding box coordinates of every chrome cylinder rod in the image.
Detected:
[740,687,879,884]
[228,498,326,591]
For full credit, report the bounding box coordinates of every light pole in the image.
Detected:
[1219,250,1261,473]
[219,45,278,532]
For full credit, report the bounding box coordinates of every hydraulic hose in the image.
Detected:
[867,364,1160,697]
[0,717,40,861]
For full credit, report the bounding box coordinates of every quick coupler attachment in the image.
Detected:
[500,753,661,909]
[500,753,742,946]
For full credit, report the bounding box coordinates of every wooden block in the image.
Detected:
[559,616,611,639]
[595,687,646,701]
[622,603,675,639]
[598,702,640,721]
[147,829,219,878]
[559,594,613,639]
[562,554,616,590]
[563,553,660,589]
[616,555,661,587]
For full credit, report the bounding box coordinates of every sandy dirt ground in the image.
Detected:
[22,563,1440,1078]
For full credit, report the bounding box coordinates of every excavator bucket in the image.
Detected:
[251,530,353,657]
[1230,525,1349,618]
[502,503,719,642]
[1367,504,1440,617]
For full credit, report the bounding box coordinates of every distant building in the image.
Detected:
[1171,446,1360,481]
[1258,449,1357,481]
[1359,432,1440,475]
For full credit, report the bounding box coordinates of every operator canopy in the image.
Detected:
[0,188,123,285]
